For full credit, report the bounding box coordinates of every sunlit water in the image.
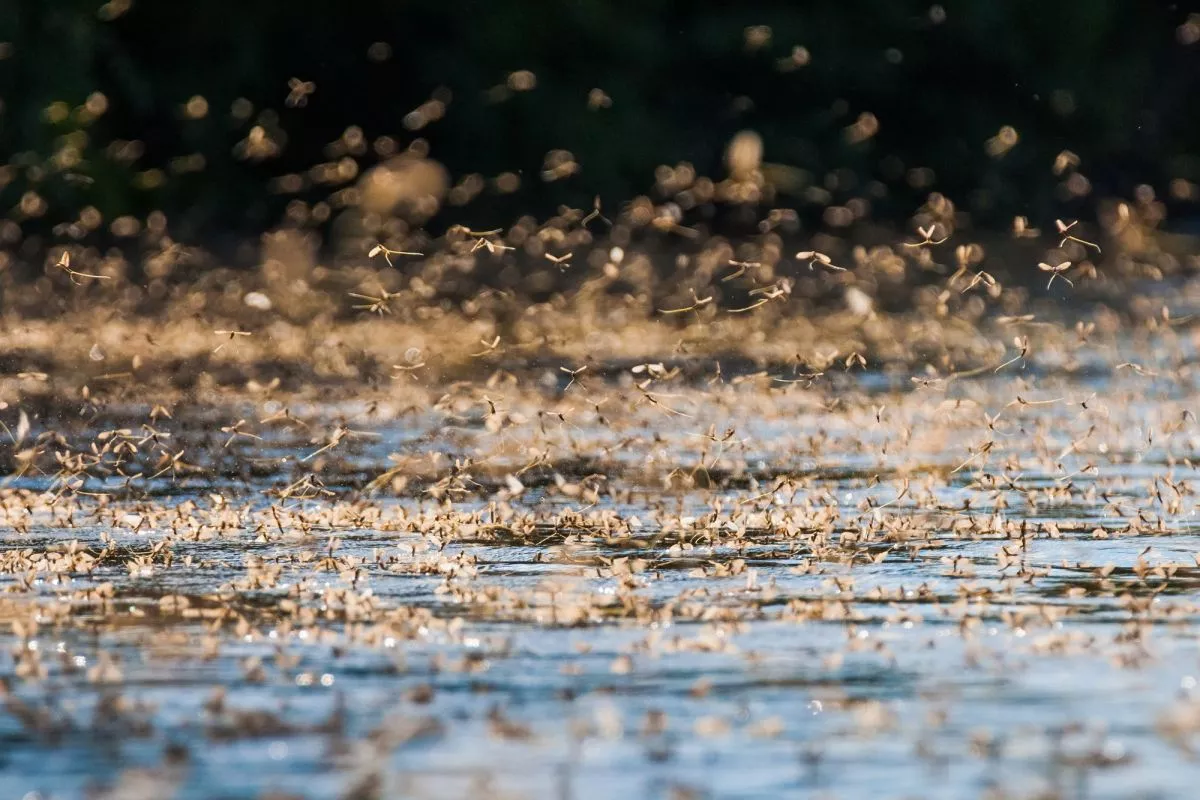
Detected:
[4,340,1200,799]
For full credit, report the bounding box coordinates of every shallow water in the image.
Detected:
[4,341,1200,799]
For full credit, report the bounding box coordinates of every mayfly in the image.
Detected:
[348,287,398,315]
[55,252,111,285]
[470,336,502,357]
[581,196,611,228]
[286,77,316,108]
[545,252,573,270]
[560,365,587,391]
[722,260,761,282]
[213,330,252,353]
[1037,261,1073,289]
[904,225,949,247]
[796,251,846,271]
[368,244,422,267]
[1056,219,1101,253]
[452,228,514,254]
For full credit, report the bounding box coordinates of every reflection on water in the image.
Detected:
[3,345,1200,799]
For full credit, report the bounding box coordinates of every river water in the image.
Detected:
[3,331,1200,799]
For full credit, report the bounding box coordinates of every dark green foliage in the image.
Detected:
[1,0,1197,246]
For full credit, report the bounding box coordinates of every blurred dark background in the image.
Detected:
[2,0,1199,258]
